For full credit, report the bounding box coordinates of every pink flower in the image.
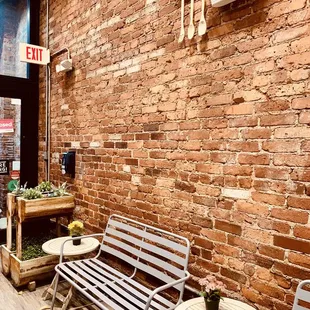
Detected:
[198,275,226,301]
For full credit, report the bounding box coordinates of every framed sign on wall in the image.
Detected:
[0,160,9,175]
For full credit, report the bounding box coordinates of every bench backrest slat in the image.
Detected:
[108,219,188,255]
[101,244,183,291]
[100,215,190,292]
[104,235,185,278]
[106,226,186,266]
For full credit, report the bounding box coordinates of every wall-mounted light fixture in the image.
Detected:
[56,58,73,73]
[51,47,73,73]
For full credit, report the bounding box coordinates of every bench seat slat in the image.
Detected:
[76,260,170,310]
[89,258,175,308]
[108,219,188,255]
[104,235,185,278]
[57,259,173,310]
[67,261,146,310]
[56,264,126,310]
[106,226,185,266]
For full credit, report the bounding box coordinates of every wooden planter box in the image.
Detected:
[1,245,13,276]
[2,193,75,287]
[15,195,75,259]
[10,252,59,287]
[17,195,75,222]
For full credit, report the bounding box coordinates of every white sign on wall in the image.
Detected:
[19,43,50,65]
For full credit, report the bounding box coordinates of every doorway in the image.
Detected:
[0,0,40,223]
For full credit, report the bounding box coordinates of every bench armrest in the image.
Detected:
[145,271,191,310]
[59,233,104,263]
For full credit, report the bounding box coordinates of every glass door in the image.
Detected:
[0,97,21,223]
[0,0,39,227]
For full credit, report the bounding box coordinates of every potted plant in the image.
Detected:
[68,220,84,245]
[199,275,225,310]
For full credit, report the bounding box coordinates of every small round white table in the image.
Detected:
[41,236,100,310]
[176,297,256,310]
[42,236,99,256]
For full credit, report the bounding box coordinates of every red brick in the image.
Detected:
[208,23,234,39]
[294,225,310,240]
[292,97,310,109]
[255,167,290,180]
[287,196,310,210]
[228,142,259,152]
[262,141,299,153]
[299,111,310,124]
[250,279,285,300]
[258,245,285,260]
[252,192,285,206]
[210,46,237,60]
[274,154,310,167]
[273,221,291,234]
[271,208,308,224]
[242,128,272,139]
[288,252,310,269]
[235,200,269,216]
[215,220,242,235]
[221,267,247,284]
[238,154,270,165]
[274,235,310,254]
[229,116,258,127]
[214,244,240,257]
[260,114,296,126]
[256,99,290,112]
[223,165,252,176]
[227,235,257,252]
[201,229,226,243]
[225,103,254,115]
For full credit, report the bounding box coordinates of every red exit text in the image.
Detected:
[26,46,43,62]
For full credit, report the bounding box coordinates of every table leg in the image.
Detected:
[56,217,61,237]
[42,275,68,303]
[16,220,22,259]
[42,274,57,300]
[61,285,74,310]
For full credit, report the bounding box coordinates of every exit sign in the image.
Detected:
[19,43,50,65]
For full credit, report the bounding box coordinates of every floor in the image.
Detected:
[0,258,100,310]
[0,270,49,310]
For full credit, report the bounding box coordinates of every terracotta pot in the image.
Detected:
[72,235,81,246]
[204,299,220,310]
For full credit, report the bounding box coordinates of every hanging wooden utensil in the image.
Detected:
[188,0,195,39]
[198,0,207,36]
[178,0,185,43]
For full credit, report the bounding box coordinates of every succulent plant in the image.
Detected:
[22,188,43,200]
[36,181,53,193]
[12,181,27,196]
[52,182,69,197]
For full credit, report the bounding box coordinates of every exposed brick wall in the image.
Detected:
[39,0,310,308]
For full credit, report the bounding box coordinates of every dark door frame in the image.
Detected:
[0,0,40,187]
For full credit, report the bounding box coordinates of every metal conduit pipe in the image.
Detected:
[45,0,50,181]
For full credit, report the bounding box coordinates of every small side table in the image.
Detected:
[41,236,99,310]
[176,297,256,310]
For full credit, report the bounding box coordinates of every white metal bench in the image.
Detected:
[51,214,191,310]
